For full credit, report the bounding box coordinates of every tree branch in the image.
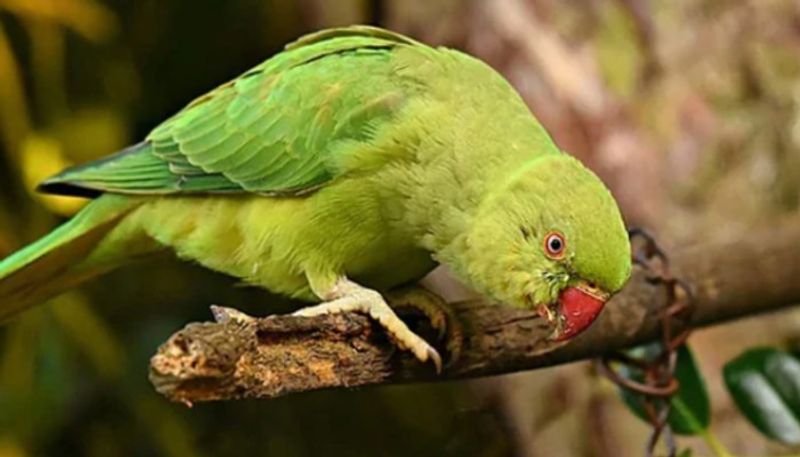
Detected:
[149,225,800,403]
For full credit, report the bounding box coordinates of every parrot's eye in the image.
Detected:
[544,231,566,259]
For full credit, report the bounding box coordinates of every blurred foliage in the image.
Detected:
[618,344,710,436]
[0,0,798,456]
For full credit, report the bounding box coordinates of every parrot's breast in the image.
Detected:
[126,175,436,302]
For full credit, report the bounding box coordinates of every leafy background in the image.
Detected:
[0,0,799,456]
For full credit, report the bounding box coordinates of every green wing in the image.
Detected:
[40,26,423,197]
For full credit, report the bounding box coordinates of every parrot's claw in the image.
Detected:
[535,303,556,324]
[211,305,255,324]
[384,286,463,368]
[427,347,443,374]
[536,302,567,340]
[293,279,443,373]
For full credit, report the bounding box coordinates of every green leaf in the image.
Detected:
[618,343,710,435]
[723,347,800,445]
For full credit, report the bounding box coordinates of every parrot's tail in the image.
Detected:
[0,194,145,322]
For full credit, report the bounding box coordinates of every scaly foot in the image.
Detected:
[384,285,463,367]
[210,305,256,324]
[293,278,442,372]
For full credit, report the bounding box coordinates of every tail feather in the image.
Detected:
[0,195,140,322]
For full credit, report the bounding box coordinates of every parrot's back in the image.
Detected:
[0,25,563,321]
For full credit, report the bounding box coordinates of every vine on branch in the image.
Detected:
[597,229,695,457]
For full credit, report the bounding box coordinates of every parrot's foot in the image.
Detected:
[210,305,256,324]
[294,279,442,373]
[384,286,463,367]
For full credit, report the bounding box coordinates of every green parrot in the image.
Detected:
[0,26,631,368]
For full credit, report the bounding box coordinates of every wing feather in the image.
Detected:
[40,26,426,197]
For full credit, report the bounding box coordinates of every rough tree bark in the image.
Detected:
[149,224,800,404]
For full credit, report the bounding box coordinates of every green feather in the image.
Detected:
[40,26,417,197]
[0,195,139,322]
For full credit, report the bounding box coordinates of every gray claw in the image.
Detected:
[210,305,254,324]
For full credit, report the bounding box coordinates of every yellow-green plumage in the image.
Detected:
[0,26,631,342]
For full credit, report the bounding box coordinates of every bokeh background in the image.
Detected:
[0,0,799,456]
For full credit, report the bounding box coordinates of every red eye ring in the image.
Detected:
[543,231,566,259]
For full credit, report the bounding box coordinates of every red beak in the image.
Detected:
[553,285,608,341]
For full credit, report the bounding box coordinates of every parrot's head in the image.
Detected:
[452,154,631,341]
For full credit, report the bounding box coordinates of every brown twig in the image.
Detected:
[149,224,800,404]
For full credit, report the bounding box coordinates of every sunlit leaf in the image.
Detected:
[20,134,86,216]
[724,347,800,445]
[0,0,118,42]
[0,436,27,457]
[618,344,710,435]
[0,23,31,156]
[54,107,129,163]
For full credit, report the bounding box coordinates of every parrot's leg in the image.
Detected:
[293,278,442,372]
[384,285,463,367]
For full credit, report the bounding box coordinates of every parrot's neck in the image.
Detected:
[378,86,562,264]
[391,149,561,307]
[389,136,558,259]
